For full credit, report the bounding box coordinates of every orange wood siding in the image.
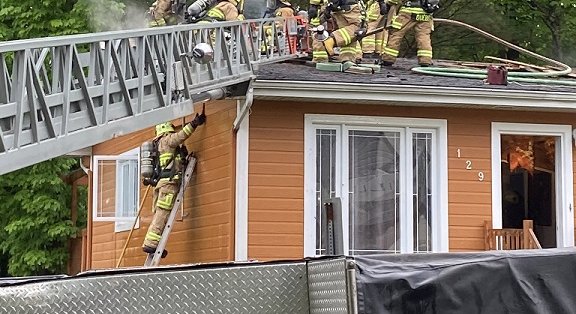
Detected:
[249,105,304,260]
[248,100,576,260]
[89,101,237,269]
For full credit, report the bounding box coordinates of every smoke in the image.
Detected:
[121,1,152,30]
[79,0,150,32]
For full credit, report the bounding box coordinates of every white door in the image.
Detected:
[491,123,574,247]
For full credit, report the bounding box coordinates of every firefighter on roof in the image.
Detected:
[148,0,180,27]
[361,0,387,59]
[380,0,439,66]
[272,0,295,17]
[308,0,330,62]
[186,0,244,23]
[148,0,189,27]
[142,109,206,256]
[261,0,296,54]
[310,0,363,63]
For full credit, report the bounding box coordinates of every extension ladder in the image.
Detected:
[144,154,197,267]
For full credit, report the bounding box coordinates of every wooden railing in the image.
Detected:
[484,220,542,250]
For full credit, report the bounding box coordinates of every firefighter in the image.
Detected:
[308,0,330,62]
[274,0,295,17]
[261,0,295,54]
[142,110,207,256]
[361,0,387,59]
[207,0,242,21]
[355,0,366,62]
[380,0,439,66]
[186,0,243,23]
[320,0,363,63]
[148,0,180,27]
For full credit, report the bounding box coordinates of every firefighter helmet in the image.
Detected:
[155,122,175,137]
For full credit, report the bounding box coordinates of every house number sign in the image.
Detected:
[457,149,484,181]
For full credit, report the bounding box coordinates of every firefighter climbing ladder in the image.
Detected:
[144,154,197,267]
[0,17,308,175]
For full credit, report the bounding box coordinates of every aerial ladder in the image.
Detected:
[0,17,309,175]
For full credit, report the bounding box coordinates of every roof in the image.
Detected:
[256,58,576,93]
[253,58,576,111]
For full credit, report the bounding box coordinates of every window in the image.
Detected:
[304,115,448,256]
[92,148,140,232]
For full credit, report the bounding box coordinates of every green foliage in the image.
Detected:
[0,0,147,41]
[488,0,576,64]
[0,158,85,276]
[0,0,88,41]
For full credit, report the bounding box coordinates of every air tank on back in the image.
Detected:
[140,141,155,180]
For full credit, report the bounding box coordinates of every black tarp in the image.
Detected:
[354,248,576,314]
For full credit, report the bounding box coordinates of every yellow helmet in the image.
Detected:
[155,122,175,136]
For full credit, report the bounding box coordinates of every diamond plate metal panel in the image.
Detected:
[307,258,350,314]
[0,262,309,314]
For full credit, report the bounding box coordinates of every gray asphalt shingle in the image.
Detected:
[255,58,576,93]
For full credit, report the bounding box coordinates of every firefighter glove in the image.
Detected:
[190,113,206,129]
[308,4,319,19]
[190,104,207,128]
[379,1,389,15]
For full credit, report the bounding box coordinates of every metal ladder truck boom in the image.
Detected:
[0,17,309,175]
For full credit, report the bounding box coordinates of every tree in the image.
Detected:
[0,0,149,41]
[0,0,114,277]
[0,159,86,276]
[0,0,88,41]
[489,0,576,63]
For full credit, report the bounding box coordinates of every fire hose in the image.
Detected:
[411,18,576,86]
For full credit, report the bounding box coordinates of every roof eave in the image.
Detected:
[253,80,576,112]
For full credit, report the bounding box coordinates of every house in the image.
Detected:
[84,58,576,270]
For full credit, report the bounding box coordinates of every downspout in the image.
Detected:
[232,81,253,261]
[79,157,93,271]
[233,82,254,131]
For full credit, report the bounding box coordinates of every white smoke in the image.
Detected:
[122,0,152,30]
[79,0,150,32]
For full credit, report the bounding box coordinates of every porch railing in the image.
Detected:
[484,219,542,250]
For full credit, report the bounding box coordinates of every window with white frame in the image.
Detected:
[304,115,448,256]
[92,148,140,232]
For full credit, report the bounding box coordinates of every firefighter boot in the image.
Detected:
[323,37,336,56]
[142,246,169,258]
[143,206,171,257]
